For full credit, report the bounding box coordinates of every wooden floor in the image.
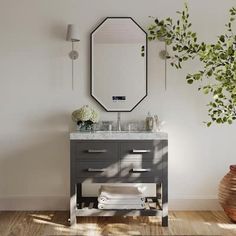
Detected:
[0,211,235,236]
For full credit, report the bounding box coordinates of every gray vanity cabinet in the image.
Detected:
[70,138,168,227]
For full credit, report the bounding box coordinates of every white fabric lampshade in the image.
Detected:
[66,24,80,42]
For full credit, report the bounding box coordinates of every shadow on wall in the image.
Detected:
[50,23,68,42]
[0,112,72,197]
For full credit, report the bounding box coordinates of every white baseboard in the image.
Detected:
[169,198,222,210]
[0,196,68,211]
[0,196,222,211]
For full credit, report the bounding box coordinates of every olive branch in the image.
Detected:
[148,3,236,126]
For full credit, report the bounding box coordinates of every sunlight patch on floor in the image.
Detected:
[33,218,63,227]
[217,223,236,230]
[30,213,53,221]
[101,224,141,236]
[54,226,78,234]
[25,211,236,236]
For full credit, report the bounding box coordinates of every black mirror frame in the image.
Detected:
[90,17,148,112]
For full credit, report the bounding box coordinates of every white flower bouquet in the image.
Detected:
[72,105,99,131]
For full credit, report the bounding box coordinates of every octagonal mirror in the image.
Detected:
[90,17,147,112]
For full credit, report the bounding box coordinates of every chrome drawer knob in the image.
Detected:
[87,149,107,153]
[131,168,151,172]
[132,149,151,153]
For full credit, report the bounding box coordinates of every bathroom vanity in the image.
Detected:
[70,131,168,226]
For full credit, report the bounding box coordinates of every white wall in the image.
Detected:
[0,0,235,210]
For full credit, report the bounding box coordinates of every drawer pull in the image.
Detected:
[132,149,151,153]
[131,168,151,172]
[87,149,107,153]
[87,168,106,172]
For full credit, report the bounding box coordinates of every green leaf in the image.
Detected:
[187,79,193,84]
[203,88,209,94]
[219,35,225,42]
[207,122,212,127]
[193,74,201,80]
[207,70,213,76]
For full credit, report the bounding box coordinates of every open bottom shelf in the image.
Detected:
[76,197,162,217]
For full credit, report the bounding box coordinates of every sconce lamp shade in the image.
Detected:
[66,24,80,42]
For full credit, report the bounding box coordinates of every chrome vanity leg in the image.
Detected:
[162,140,168,227]
[161,181,168,227]
[70,183,77,226]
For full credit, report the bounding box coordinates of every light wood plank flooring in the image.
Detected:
[0,211,235,236]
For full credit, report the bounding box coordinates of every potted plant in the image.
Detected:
[72,105,99,132]
[148,2,236,222]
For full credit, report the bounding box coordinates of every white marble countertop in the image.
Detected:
[70,131,168,140]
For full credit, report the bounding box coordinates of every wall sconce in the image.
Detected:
[66,24,80,90]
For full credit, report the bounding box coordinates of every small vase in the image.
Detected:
[77,122,94,132]
[218,165,236,222]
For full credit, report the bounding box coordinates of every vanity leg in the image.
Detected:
[162,215,168,227]
[70,183,77,226]
[161,140,168,227]
[161,181,168,227]
[77,183,82,208]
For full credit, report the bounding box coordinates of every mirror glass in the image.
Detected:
[91,17,147,111]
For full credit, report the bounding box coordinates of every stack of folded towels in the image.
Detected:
[98,185,145,210]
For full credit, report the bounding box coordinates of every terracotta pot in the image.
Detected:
[218,165,236,222]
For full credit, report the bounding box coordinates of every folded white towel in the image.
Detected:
[99,185,144,199]
[98,203,145,210]
[98,196,145,205]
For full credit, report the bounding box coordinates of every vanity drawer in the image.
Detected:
[120,161,161,178]
[72,141,118,161]
[120,141,162,162]
[75,162,119,178]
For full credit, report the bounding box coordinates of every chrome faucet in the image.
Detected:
[117,112,121,131]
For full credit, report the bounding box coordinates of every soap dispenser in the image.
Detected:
[146,112,154,131]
